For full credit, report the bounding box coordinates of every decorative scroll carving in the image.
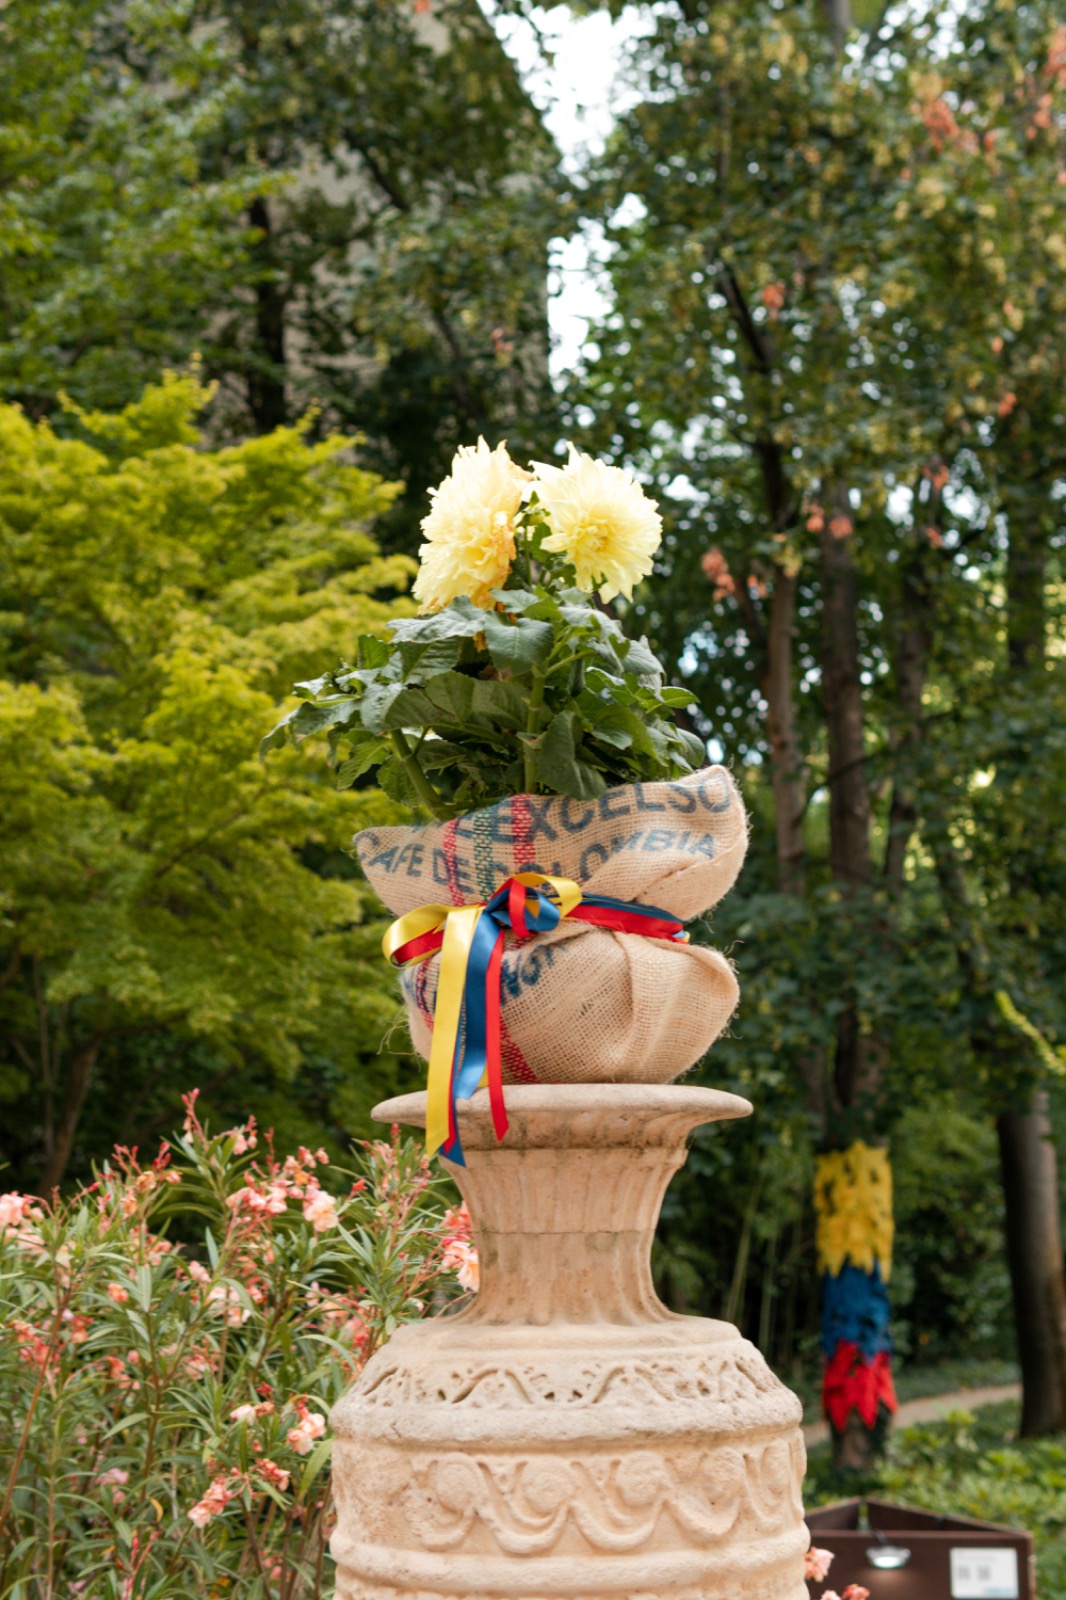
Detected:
[357,1348,778,1412]
[402,1438,805,1558]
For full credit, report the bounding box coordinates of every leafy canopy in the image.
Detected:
[0,374,415,1189]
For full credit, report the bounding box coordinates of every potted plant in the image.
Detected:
[267,438,808,1600]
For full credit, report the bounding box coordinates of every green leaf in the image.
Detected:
[335,735,390,788]
[469,677,528,727]
[259,710,298,757]
[297,1436,334,1497]
[615,634,664,682]
[136,1265,152,1312]
[384,671,476,729]
[673,728,706,767]
[387,598,486,643]
[396,637,462,681]
[376,754,420,807]
[480,609,554,673]
[359,680,408,733]
[357,634,392,669]
[538,711,607,799]
[490,586,540,611]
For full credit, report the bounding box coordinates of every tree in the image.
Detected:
[0,374,418,1191]
[568,0,1066,1455]
[0,0,265,416]
[0,0,560,549]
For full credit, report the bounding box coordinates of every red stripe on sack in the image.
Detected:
[511,793,533,875]
[414,964,434,1029]
[442,818,463,905]
[500,1020,538,1085]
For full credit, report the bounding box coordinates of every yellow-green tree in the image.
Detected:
[0,374,416,1190]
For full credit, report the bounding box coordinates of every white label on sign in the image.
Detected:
[950,1547,1020,1599]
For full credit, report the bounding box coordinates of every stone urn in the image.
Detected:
[330,1084,808,1599]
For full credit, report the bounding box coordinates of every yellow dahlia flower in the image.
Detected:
[412,438,530,612]
[530,444,662,601]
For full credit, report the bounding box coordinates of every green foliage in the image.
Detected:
[0,0,560,547]
[806,1403,1066,1597]
[883,1407,1066,1600]
[0,375,418,1190]
[0,1104,471,1598]
[890,1103,1012,1364]
[568,0,1066,1093]
[0,0,267,416]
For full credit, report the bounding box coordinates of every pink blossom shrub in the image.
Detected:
[805,1545,871,1599]
[0,1094,474,1597]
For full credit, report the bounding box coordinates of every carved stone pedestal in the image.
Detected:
[331,1085,808,1599]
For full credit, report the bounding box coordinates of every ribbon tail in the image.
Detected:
[426,905,482,1160]
[485,931,508,1142]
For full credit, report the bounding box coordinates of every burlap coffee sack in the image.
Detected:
[356,766,747,1085]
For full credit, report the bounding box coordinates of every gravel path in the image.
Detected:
[802,1382,1021,1448]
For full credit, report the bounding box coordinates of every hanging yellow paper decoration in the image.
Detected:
[813,1141,894,1281]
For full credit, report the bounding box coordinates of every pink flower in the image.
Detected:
[229,1404,259,1425]
[206,1285,250,1326]
[441,1203,472,1243]
[0,1193,41,1231]
[842,1588,870,1600]
[187,1475,234,1529]
[260,1459,290,1491]
[222,1121,257,1154]
[227,1179,288,1217]
[12,1319,53,1371]
[183,1346,214,1379]
[102,1355,135,1389]
[700,546,736,602]
[443,1238,479,1293]
[107,1283,130,1304]
[287,1412,327,1455]
[302,1186,339,1233]
[188,1260,210,1284]
[805,1547,835,1582]
[97,1467,129,1505]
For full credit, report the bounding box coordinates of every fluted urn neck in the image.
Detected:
[373,1084,752,1328]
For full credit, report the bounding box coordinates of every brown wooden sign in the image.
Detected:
[806,1497,1034,1600]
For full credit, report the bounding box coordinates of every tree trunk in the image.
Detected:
[764,570,806,896]
[998,1093,1066,1435]
[999,505,1066,1433]
[819,513,871,896]
[247,196,287,434]
[884,554,932,894]
[819,508,892,1471]
[37,1038,101,1194]
[819,513,884,1117]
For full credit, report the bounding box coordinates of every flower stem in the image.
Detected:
[522,666,546,794]
[389,730,449,820]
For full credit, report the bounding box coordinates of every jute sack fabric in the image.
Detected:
[356,765,747,1086]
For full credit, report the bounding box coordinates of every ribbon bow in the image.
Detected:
[383,872,688,1165]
